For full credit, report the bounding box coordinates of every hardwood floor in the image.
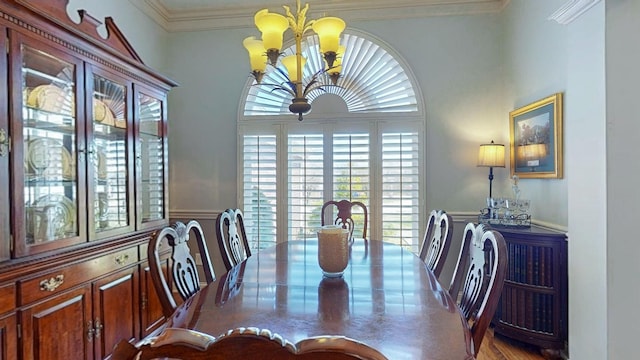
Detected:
[477,328,546,360]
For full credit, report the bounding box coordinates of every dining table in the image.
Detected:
[166,239,475,360]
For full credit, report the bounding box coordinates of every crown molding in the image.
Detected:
[130,0,509,32]
[548,0,601,25]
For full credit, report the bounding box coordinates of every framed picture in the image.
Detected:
[509,93,563,179]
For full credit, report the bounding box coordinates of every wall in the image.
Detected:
[67,0,169,71]
[165,14,504,217]
[503,0,569,227]
[606,1,640,358]
[504,0,607,358]
[567,3,607,360]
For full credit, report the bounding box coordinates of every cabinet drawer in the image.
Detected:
[19,247,139,305]
[0,283,16,314]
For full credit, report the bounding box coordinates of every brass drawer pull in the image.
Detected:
[39,274,64,292]
[115,254,130,265]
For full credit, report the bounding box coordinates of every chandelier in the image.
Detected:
[243,0,346,121]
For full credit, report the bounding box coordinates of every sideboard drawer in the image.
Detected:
[19,247,139,305]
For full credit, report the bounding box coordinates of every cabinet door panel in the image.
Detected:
[87,66,134,240]
[0,26,9,262]
[0,313,17,360]
[134,85,168,230]
[20,286,92,360]
[10,31,86,257]
[93,267,139,359]
[140,259,170,337]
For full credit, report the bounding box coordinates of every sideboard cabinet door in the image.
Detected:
[20,286,93,360]
[0,313,17,360]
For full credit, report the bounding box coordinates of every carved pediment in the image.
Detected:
[15,0,143,63]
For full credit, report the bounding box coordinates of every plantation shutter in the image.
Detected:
[381,132,421,251]
[242,134,278,251]
[287,133,324,240]
[332,133,370,240]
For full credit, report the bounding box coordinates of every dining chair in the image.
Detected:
[418,209,453,279]
[112,327,389,360]
[148,220,216,318]
[321,199,368,241]
[216,208,252,271]
[448,222,508,355]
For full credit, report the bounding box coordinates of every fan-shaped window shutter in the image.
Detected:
[243,33,418,116]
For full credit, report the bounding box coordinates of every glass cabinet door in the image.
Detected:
[0,28,8,262]
[15,41,83,256]
[136,88,167,229]
[89,71,133,238]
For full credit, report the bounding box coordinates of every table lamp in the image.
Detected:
[477,140,505,199]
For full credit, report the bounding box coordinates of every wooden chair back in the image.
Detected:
[216,208,252,271]
[418,209,453,279]
[448,223,508,355]
[321,200,368,241]
[112,327,389,360]
[148,220,216,318]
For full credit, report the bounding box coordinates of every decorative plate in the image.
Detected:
[26,138,73,179]
[32,194,76,240]
[27,84,74,115]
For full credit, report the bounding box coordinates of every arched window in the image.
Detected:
[238,30,426,253]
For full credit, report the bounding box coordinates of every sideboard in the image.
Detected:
[491,225,568,359]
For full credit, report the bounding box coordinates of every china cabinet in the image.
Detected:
[0,0,177,359]
[491,225,568,359]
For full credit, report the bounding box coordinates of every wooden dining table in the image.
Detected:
[166,239,475,360]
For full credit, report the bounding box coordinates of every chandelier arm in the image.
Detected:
[252,82,296,97]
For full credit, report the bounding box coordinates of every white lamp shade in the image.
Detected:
[477,142,506,167]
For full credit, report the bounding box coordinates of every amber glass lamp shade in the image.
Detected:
[254,9,288,63]
[282,55,306,82]
[243,36,267,73]
[312,17,346,53]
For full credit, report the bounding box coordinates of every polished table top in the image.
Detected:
[167,240,475,360]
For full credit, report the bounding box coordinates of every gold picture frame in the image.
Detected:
[509,93,563,179]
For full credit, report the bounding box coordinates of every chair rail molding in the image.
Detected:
[170,209,220,220]
[448,211,567,234]
[548,0,602,25]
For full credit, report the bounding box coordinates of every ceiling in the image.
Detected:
[130,0,509,32]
